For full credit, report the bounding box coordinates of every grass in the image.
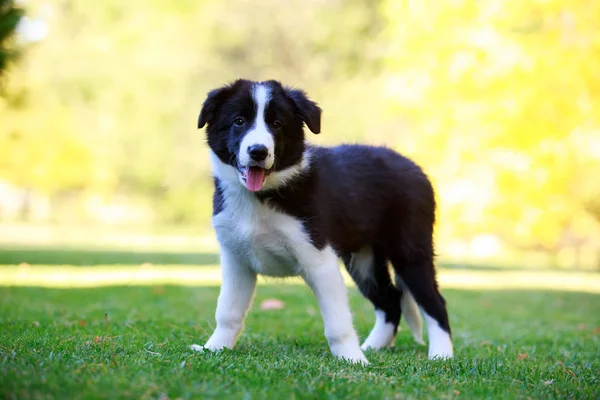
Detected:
[1,248,600,399]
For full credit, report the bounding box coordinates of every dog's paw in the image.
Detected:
[190,344,206,352]
[331,342,370,365]
[190,344,224,352]
[428,348,454,360]
[339,352,370,365]
[360,330,395,351]
[191,342,231,353]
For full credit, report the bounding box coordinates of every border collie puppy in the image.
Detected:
[191,79,454,364]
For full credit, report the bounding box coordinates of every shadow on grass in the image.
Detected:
[0,247,219,266]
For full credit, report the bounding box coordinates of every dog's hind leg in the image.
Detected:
[343,246,403,351]
[388,244,453,359]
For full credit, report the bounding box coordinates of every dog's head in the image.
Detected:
[198,79,321,192]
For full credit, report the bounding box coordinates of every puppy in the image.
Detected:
[191,79,454,364]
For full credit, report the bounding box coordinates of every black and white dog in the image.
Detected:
[191,79,453,364]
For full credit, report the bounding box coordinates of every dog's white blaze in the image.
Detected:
[238,84,275,169]
[361,309,396,351]
[422,310,454,359]
[203,152,368,364]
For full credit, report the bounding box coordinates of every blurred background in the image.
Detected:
[1,0,599,270]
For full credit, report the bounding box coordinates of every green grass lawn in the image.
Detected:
[1,247,599,399]
[2,283,600,399]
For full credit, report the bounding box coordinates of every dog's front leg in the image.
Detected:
[301,249,368,364]
[191,248,257,352]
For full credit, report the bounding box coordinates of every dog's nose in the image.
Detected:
[248,144,269,162]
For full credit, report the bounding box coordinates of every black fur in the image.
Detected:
[199,79,451,341]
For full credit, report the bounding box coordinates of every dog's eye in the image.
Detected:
[272,120,282,129]
[234,117,245,126]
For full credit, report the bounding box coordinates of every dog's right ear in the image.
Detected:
[198,81,243,129]
[197,87,227,129]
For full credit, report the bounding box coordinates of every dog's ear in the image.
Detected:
[285,88,322,134]
[198,82,239,129]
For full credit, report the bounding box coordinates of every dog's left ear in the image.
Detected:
[285,88,322,134]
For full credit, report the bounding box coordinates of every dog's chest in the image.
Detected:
[212,197,311,277]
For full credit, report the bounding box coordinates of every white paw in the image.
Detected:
[331,341,369,365]
[337,352,370,365]
[190,343,225,352]
[426,329,454,359]
[190,344,206,352]
[360,310,398,351]
[360,329,395,351]
[428,340,454,359]
[360,340,394,352]
[422,312,454,359]
[428,348,454,360]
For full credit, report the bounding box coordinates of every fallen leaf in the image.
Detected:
[558,360,579,381]
[516,353,529,360]
[593,327,600,334]
[32,321,40,327]
[453,390,460,395]
[543,380,554,386]
[78,320,87,327]
[152,286,166,295]
[260,298,285,310]
[94,336,101,344]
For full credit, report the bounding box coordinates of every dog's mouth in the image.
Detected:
[238,165,271,192]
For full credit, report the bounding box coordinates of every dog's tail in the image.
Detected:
[397,277,425,345]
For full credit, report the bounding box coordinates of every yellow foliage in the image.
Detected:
[0,0,599,265]
[380,0,600,254]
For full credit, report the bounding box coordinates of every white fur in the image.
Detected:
[261,150,311,191]
[200,152,367,364]
[396,274,425,345]
[210,152,309,277]
[191,247,257,351]
[238,84,275,169]
[361,309,396,351]
[300,247,367,364]
[422,311,454,359]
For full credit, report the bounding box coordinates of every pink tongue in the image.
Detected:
[246,167,265,192]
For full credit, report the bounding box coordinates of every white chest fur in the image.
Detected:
[212,187,315,277]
